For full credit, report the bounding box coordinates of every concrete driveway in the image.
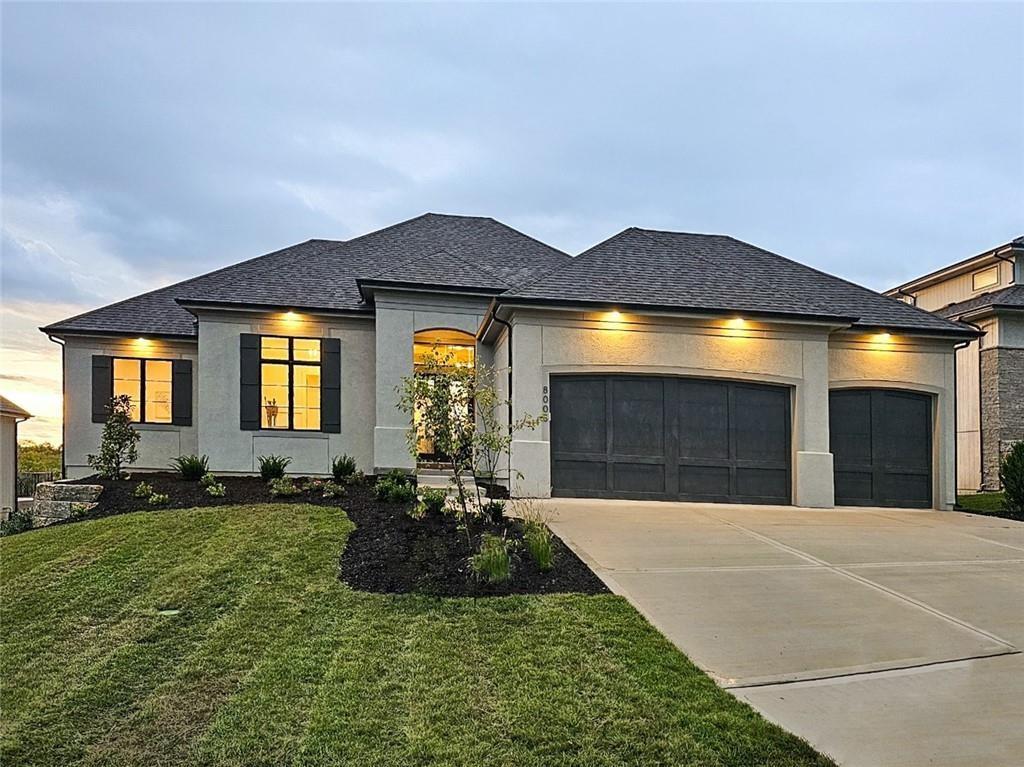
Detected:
[545,498,1024,767]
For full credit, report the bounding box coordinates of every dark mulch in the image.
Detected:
[66,473,607,597]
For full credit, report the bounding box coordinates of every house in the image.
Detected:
[43,213,978,509]
[885,237,1024,493]
[1,396,32,517]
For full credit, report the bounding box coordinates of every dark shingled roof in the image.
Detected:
[503,228,977,336]
[43,216,977,340]
[935,285,1024,319]
[42,214,571,338]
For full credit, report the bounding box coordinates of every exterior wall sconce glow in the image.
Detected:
[727,317,746,328]
[607,310,622,321]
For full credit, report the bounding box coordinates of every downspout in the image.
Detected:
[490,311,514,490]
[895,288,917,306]
[48,335,67,479]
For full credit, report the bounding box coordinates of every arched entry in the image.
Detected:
[413,329,476,462]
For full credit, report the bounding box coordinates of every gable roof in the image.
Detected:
[502,228,977,337]
[0,396,32,419]
[42,214,571,338]
[886,236,1023,295]
[935,285,1024,320]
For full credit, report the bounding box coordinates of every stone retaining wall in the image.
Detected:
[32,482,103,527]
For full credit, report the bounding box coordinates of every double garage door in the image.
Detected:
[550,376,792,504]
[550,376,933,508]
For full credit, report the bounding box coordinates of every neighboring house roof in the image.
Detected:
[886,236,1024,294]
[41,214,571,338]
[0,396,32,420]
[502,228,976,336]
[935,285,1024,320]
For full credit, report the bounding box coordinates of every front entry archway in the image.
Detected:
[413,328,476,462]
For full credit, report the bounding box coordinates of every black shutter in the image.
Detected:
[172,359,193,426]
[91,355,113,423]
[240,334,261,430]
[321,337,341,433]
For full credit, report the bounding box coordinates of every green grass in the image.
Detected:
[957,492,1020,520]
[0,505,833,767]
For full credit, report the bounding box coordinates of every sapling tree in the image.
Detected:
[88,394,141,479]
[1000,441,1024,517]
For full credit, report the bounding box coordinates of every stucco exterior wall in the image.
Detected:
[504,309,838,506]
[1,416,17,513]
[371,290,492,473]
[197,310,375,475]
[62,335,199,479]
[828,332,958,509]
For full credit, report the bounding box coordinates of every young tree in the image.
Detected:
[88,394,141,479]
[1000,441,1024,518]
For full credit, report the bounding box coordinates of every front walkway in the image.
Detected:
[544,498,1024,767]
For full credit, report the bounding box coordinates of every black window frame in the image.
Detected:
[258,335,323,432]
[112,356,176,425]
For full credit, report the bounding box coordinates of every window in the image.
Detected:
[972,266,999,291]
[113,358,173,424]
[260,336,321,430]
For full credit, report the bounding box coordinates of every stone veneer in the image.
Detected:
[32,482,103,527]
[980,347,1024,491]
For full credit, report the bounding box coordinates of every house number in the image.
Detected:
[542,385,549,414]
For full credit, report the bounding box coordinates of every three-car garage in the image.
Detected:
[549,374,934,509]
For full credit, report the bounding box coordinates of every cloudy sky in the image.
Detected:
[2,2,1022,443]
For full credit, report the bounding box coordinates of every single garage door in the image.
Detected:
[830,389,932,508]
[550,375,791,504]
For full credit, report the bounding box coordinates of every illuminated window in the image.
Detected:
[260,336,321,430]
[113,358,173,424]
[972,266,999,291]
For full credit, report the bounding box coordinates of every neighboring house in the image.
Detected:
[1,396,32,517]
[885,237,1024,493]
[43,213,977,510]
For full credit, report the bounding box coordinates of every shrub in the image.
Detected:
[200,473,226,497]
[321,481,346,499]
[133,481,154,498]
[1000,441,1024,517]
[0,509,33,536]
[482,499,505,524]
[268,477,299,497]
[148,492,170,506]
[375,470,416,503]
[87,394,140,479]
[171,454,209,480]
[470,534,511,583]
[331,454,358,482]
[344,470,367,486]
[258,455,291,481]
[523,520,554,571]
[418,487,447,516]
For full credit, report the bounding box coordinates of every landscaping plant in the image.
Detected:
[418,487,447,516]
[331,454,358,482]
[171,454,209,480]
[133,481,154,498]
[320,480,346,499]
[0,508,33,536]
[374,470,416,503]
[257,454,291,481]
[147,492,170,506]
[470,533,512,583]
[87,394,140,479]
[200,472,226,498]
[1000,441,1024,517]
[482,499,505,524]
[268,477,300,497]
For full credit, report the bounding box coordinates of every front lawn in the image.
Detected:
[0,504,833,767]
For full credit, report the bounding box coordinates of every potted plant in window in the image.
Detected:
[264,398,279,427]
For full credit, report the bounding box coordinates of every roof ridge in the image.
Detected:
[41,238,332,333]
[366,247,508,285]
[718,234,966,330]
[502,227,636,296]
[637,229,845,319]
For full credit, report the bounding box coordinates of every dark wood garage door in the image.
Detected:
[550,375,791,504]
[830,389,932,508]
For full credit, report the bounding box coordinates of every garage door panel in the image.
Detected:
[551,378,606,454]
[551,459,606,492]
[831,389,932,508]
[736,467,791,501]
[734,386,790,463]
[612,463,666,494]
[678,381,729,459]
[611,378,665,455]
[678,465,731,497]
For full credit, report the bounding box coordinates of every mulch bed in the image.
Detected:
[67,473,607,597]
